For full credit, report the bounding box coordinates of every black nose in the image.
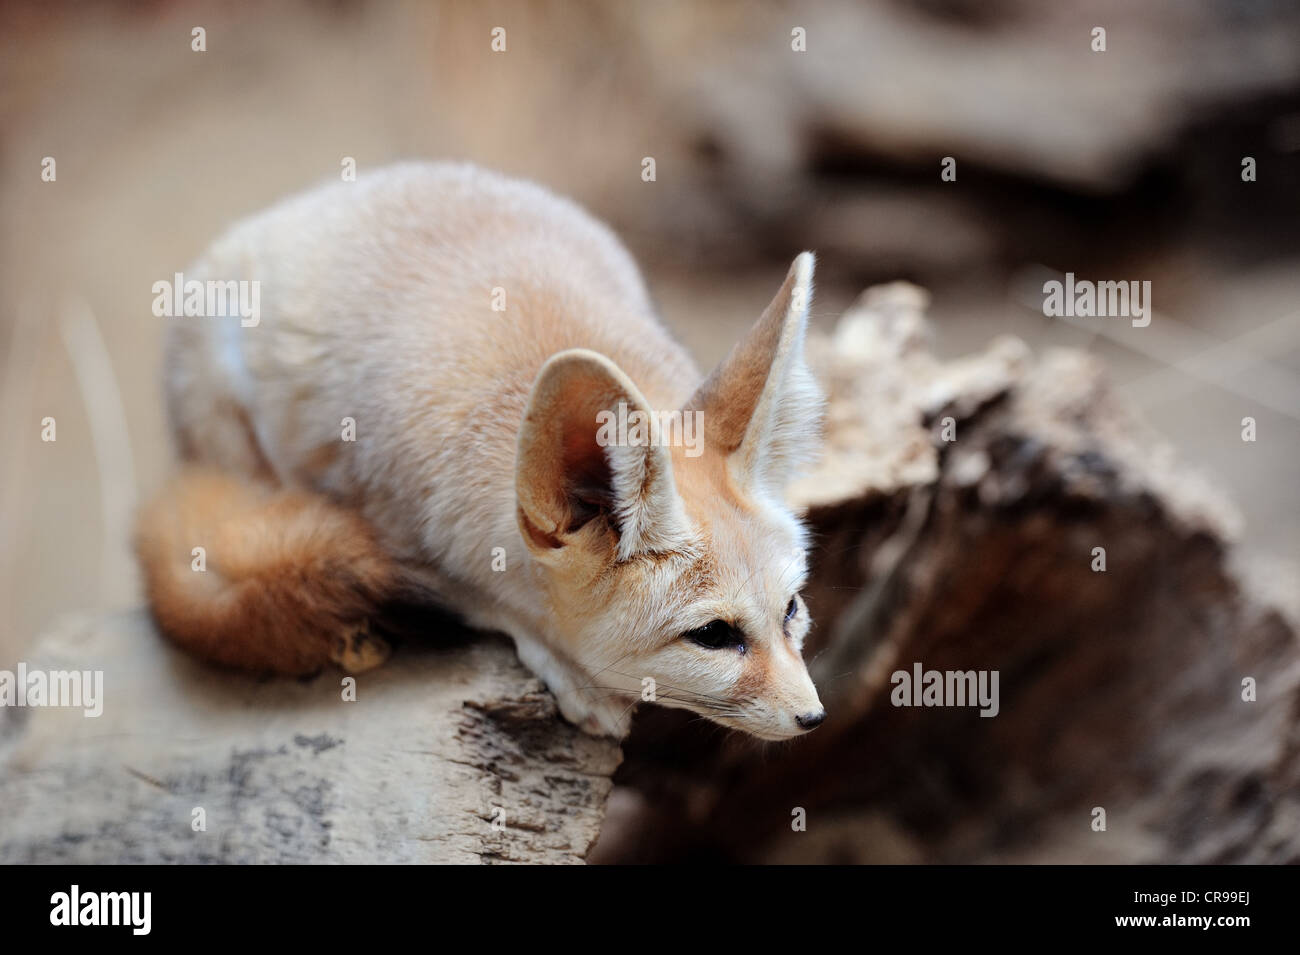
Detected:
[795,710,825,730]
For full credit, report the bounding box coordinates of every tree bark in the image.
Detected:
[593,283,1299,864]
[0,610,621,864]
[4,282,1294,864]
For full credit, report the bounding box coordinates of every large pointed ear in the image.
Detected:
[686,252,823,496]
[516,349,692,562]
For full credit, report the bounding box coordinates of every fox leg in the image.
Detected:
[512,637,634,738]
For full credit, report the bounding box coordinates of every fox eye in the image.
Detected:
[784,598,799,623]
[684,620,745,653]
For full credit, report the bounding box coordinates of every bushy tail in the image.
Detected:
[134,468,400,675]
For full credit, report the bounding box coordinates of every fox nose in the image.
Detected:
[795,710,825,731]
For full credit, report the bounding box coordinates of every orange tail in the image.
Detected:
[134,468,400,675]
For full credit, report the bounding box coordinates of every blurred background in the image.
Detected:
[2,0,1298,689]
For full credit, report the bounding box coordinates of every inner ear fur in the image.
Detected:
[686,252,822,492]
[515,348,685,559]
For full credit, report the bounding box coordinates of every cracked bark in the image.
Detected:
[0,616,620,864]
[592,283,1300,864]
[3,283,1294,864]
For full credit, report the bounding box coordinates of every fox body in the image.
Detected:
[137,162,825,740]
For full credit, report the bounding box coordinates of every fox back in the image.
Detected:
[142,162,826,740]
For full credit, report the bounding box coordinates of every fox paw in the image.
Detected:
[512,638,634,738]
[553,686,635,739]
[330,621,390,673]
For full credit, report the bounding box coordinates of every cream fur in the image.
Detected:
[163,162,825,739]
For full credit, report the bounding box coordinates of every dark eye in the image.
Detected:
[784,598,799,623]
[683,620,745,652]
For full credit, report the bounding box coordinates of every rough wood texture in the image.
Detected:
[0,611,621,864]
[4,283,1294,865]
[594,284,1300,864]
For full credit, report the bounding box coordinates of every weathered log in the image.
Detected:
[593,283,1299,864]
[3,282,1293,865]
[0,610,620,864]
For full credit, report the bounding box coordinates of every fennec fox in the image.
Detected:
[136,162,825,740]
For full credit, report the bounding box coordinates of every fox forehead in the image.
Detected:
[700,510,808,622]
[620,527,804,656]
[661,447,808,626]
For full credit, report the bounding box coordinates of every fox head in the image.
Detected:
[515,252,825,740]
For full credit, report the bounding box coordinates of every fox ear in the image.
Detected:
[687,252,823,496]
[516,349,691,562]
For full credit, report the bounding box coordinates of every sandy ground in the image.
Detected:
[2,2,1296,665]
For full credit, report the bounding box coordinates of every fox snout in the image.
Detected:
[635,642,825,742]
[750,643,825,739]
[660,611,825,741]
[720,686,825,741]
[790,684,827,733]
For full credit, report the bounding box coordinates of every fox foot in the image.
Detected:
[513,639,636,738]
[330,621,391,673]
